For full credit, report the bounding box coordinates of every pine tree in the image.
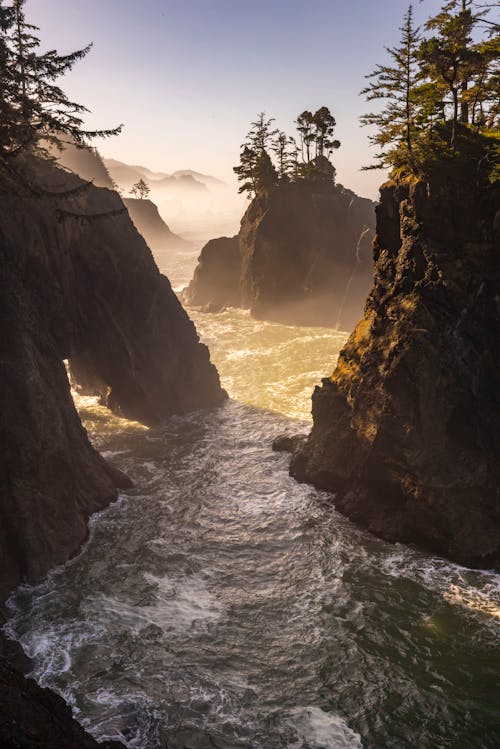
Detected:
[295,110,315,162]
[253,150,278,196]
[233,112,278,197]
[418,0,499,149]
[271,130,292,181]
[131,178,150,199]
[360,4,422,171]
[312,106,340,159]
[0,0,122,187]
[233,145,258,195]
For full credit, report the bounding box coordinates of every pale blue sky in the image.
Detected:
[26,0,443,198]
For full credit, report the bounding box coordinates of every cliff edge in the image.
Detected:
[289,178,500,568]
[184,184,375,330]
[123,197,187,250]
[0,159,226,600]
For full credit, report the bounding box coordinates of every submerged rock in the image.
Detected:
[183,183,375,330]
[289,178,500,569]
[272,434,307,454]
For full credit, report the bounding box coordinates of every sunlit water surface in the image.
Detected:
[6,242,500,748]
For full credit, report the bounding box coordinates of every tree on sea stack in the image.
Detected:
[361,1,499,180]
[360,4,422,173]
[0,0,122,192]
[131,178,150,199]
[234,106,340,197]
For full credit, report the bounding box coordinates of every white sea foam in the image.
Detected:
[380,547,500,633]
[286,706,363,749]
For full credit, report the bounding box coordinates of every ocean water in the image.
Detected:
[5,241,500,748]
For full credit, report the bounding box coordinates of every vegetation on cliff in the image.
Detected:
[0,0,121,192]
[285,0,500,567]
[233,107,341,198]
[361,1,499,181]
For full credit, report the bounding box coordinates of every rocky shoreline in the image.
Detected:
[284,178,500,569]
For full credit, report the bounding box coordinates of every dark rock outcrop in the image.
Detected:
[123,197,187,250]
[183,235,240,308]
[289,178,500,568]
[0,157,226,748]
[272,434,307,454]
[0,159,225,599]
[56,142,114,189]
[0,638,124,749]
[183,184,375,330]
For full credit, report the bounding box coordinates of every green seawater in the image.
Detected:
[6,241,500,749]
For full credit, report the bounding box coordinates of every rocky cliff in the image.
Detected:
[0,157,226,746]
[123,197,187,250]
[184,184,375,330]
[183,235,240,310]
[0,637,124,749]
[287,178,500,568]
[0,159,225,600]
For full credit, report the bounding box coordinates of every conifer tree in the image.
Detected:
[361,0,499,178]
[312,106,340,159]
[360,4,422,171]
[233,112,278,197]
[233,145,258,195]
[0,0,122,187]
[131,178,150,199]
[419,1,481,148]
[295,111,315,162]
[271,130,291,181]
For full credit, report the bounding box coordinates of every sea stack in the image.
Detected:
[289,177,500,569]
[184,183,375,330]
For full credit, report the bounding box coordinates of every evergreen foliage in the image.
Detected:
[131,178,150,199]
[361,1,499,181]
[0,0,122,191]
[234,106,340,197]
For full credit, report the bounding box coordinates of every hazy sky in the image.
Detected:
[26,0,444,199]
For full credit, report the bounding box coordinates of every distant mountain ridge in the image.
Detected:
[104,158,225,194]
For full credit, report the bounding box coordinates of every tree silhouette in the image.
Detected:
[131,178,150,199]
[0,0,122,189]
[361,4,422,170]
[234,106,340,196]
[361,0,499,178]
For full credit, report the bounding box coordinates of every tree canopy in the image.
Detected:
[361,0,499,181]
[233,106,340,198]
[0,0,122,191]
[131,178,150,199]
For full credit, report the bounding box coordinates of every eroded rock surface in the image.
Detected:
[124,197,187,250]
[184,184,375,330]
[0,159,225,599]
[290,179,500,568]
[183,235,240,308]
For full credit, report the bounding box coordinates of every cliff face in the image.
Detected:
[289,179,500,568]
[240,185,375,329]
[0,160,225,599]
[123,197,187,250]
[182,235,240,309]
[184,184,375,330]
[56,142,114,189]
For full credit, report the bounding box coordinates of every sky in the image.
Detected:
[26,0,444,199]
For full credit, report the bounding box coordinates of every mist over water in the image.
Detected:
[6,236,500,749]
